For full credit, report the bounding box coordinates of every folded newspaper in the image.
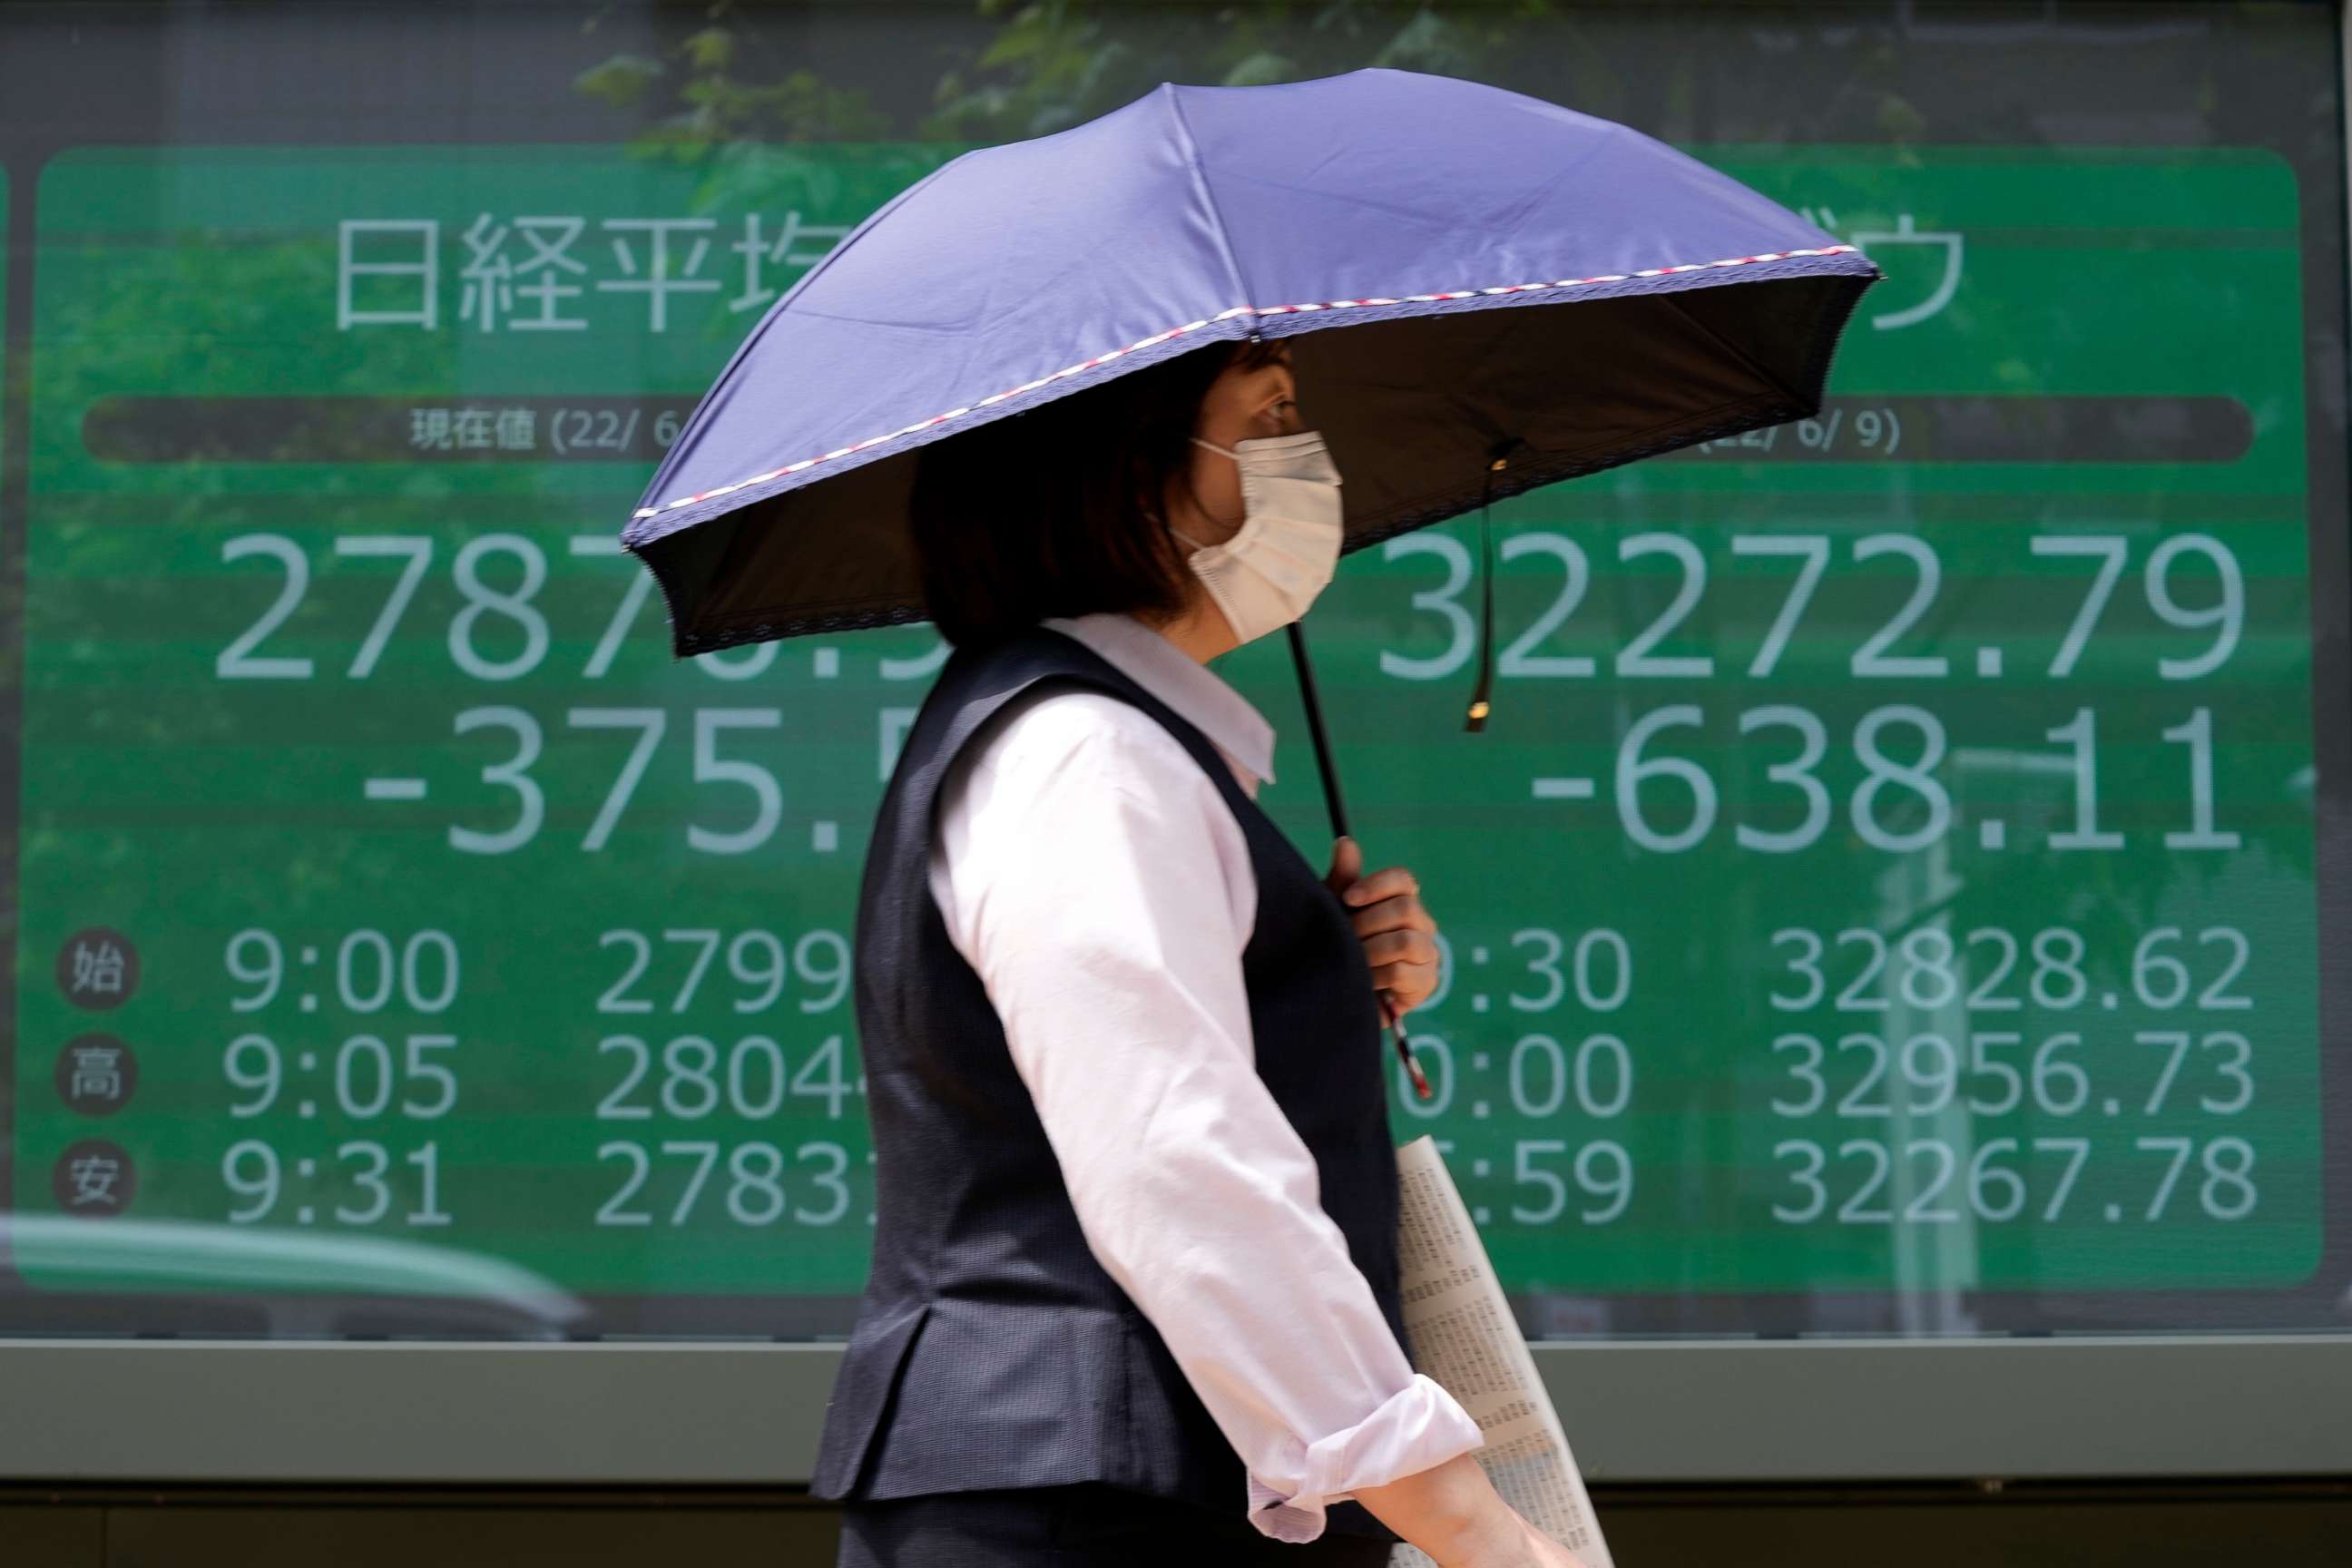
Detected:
[1387,1135,1615,1568]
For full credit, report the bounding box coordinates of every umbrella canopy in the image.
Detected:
[621,66,1880,654]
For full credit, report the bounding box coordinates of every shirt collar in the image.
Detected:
[1040,612,1277,793]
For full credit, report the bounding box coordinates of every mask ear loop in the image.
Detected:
[1464,438,1524,733]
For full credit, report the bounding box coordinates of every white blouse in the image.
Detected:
[924,611,1485,1544]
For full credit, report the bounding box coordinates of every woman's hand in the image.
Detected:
[1351,1452,1591,1567]
[1497,1514,1593,1568]
[1325,836,1441,1017]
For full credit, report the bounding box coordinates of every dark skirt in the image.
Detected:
[837,1482,1397,1567]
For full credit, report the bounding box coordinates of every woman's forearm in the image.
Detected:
[1351,1451,1523,1565]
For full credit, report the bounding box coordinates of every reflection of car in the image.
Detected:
[0,1216,588,1338]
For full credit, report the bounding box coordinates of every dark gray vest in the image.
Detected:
[810,627,1405,1540]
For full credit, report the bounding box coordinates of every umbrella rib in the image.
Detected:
[626,246,1869,524]
[1161,83,1258,338]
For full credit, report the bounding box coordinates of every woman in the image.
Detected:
[813,336,1583,1568]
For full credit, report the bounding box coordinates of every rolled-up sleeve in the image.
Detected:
[928,690,1485,1543]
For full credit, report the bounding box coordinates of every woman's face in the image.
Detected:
[1165,341,1303,549]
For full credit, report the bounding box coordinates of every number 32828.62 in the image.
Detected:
[1766,926,2251,1014]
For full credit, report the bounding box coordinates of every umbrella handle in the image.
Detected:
[1287,621,1430,1100]
[1284,621,1350,842]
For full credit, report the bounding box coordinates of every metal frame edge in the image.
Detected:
[0,1335,2346,1483]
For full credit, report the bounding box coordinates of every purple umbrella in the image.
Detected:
[621,63,1878,856]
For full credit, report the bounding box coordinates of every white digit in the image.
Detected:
[1969,1139,2025,1220]
[1614,534,1713,678]
[1771,1141,1828,1222]
[2139,1030,2192,1113]
[2132,928,2191,1009]
[2200,1137,2258,1219]
[337,535,434,679]
[1574,1034,1632,1118]
[449,534,549,681]
[2137,1136,2194,1220]
[1769,928,1826,1011]
[1508,1034,1566,1118]
[403,932,461,1014]
[1380,533,1475,680]
[1737,705,1829,852]
[2035,1137,2090,1220]
[1509,929,1566,1012]
[1616,705,1715,851]
[691,709,783,854]
[1572,930,1632,1012]
[568,535,656,680]
[1769,1034,1826,1116]
[570,708,668,851]
[1732,534,1830,678]
[1575,1142,1633,1224]
[797,1142,851,1224]
[218,534,315,679]
[2032,535,2130,677]
[1511,1140,1568,1223]
[2198,927,2253,1010]
[1495,533,1594,677]
[2198,1032,2253,1115]
[1850,706,1950,852]
[1849,534,1948,677]
[2048,708,2124,850]
[449,706,544,855]
[2161,708,2239,849]
[2145,534,2242,680]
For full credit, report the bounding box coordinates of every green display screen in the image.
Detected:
[5,5,2346,1343]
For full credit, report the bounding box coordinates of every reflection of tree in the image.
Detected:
[31,226,475,932]
[570,1,1644,152]
[573,4,891,147]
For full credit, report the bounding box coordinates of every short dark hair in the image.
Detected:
[907,337,1287,647]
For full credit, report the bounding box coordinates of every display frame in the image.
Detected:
[0,0,2347,1485]
[0,1335,2347,1482]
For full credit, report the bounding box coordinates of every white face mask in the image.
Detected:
[1171,429,1345,645]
